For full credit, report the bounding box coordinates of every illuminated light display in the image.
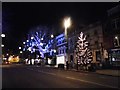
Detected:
[75,32,92,65]
[23,26,57,65]
[8,56,20,63]
[48,58,52,64]
[57,55,65,65]
[31,37,34,40]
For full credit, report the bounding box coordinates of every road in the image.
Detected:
[2,64,120,89]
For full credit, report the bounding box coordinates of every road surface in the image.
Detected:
[2,64,119,89]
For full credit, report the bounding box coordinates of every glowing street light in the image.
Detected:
[63,17,71,69]
[115,36,118,39]
[115,36,120,46]
[23,42,25,44]
[1,44,4,47]
[51,34,54,38]
[19,47,22,49]
[20,51,23,54]
[64,17,71,38]
[1,34,5,37]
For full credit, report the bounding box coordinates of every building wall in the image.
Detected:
[68,21,105,68]
[55,33,67,66]
[105,4,120,49]
[105,4,120,67]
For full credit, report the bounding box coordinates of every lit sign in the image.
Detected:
[57,55,65,65]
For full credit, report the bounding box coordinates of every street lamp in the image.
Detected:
[1,34,5,38]
[64,17,71,38]
[51,34,54,38]
[23,42,25,44]
[115,36,120,46]
[63,17,71,69]
[1,44,4,47]
[20,51,23,54]
[19,47,22,50]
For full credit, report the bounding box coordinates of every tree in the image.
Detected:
[75,32,92,70]
[23,26,55,65]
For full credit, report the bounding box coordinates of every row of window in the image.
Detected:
[111,18,120,29]
[58,48,66,54]
[56,37,66,45]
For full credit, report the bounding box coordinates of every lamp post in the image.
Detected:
[64,17,71,69]
[115,36,120,46]
[64,17,71,39]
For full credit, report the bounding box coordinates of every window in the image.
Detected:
[60,50,61,54]
[63,49,64,54]
[111,18,120,29]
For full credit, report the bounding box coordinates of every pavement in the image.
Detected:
[95,69,120,77]
[45,65,120,77]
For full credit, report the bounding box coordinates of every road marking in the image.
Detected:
[66,76,118,89]
[26,68,118,89]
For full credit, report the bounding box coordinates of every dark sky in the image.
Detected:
[2,2,119,54]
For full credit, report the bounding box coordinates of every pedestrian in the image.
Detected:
[66,61,69,70]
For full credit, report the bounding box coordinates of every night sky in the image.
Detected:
[2,2,119,54]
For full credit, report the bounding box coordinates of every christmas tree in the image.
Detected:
[75,32,92,70]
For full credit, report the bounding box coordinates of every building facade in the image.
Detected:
[104,4,120,67]
[55,33,67,67]
[68,21,106,69]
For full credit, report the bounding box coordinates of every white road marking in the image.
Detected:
[66,76,118,88]
[26,68,118,89]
